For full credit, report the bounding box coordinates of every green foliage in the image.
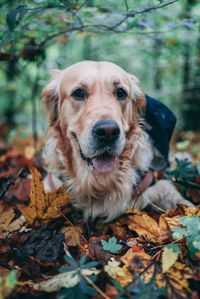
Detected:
[166,158,198,180]
[6,270,17,288]
[59,255,98,272]
[57,255,98,299]
[6,5,29,32]
[0,0,200,134]
[0,270,17,298]
[101,236,123,253]
[57,278,97,299]
[172,216,200,257]
[113,277,165,299]
[127,278,165,299]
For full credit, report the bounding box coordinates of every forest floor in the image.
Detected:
[0,132,200,299]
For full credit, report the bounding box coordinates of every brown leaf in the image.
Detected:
[61,225,83,246]
[0,203,15,233]
[89,236,114,265]
[18,167,71,225]
[128,213,160,243]
[121,250,154,284]
[156,262,193,298]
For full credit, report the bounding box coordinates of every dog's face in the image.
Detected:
[42,61,145,174]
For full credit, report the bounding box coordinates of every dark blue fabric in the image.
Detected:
[145,95,177,165]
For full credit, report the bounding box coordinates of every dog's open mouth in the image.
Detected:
[72,133,116,173]
[92,153,116,173]
[80,149,116,173]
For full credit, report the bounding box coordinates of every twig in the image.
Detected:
[110,0,179,30]
[124,0,129,12]
[39,0,179,46]
[149,202,166,213]
[56,209,88,243]
[81,273,111,299]
[0,168,23,199]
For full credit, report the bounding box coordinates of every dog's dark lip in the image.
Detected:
[71,132,93,165]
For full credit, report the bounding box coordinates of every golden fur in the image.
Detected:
[42,61,192,222]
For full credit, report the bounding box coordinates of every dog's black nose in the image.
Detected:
[93,119,120,143]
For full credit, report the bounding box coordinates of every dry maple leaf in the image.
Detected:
[127,206,200,245]
[61,225,83,246]
[18,167,71,225]
[155,262,193,298]
[128,213,161,243]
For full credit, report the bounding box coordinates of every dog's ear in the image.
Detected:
[128,74,146,110]
[41,70,62,126]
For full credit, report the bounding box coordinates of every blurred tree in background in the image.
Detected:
[0,0,200,145]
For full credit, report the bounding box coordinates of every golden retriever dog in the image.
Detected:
[41,61,192,222]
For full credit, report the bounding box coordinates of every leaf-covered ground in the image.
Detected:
[0,135,200,299]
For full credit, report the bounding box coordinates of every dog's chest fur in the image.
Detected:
[43,126,153,222]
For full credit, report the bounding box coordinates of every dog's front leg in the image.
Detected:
[134,180,194,211]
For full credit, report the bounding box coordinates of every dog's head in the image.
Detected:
[42,61,146,174]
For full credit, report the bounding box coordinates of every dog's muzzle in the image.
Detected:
[78,119,121,174]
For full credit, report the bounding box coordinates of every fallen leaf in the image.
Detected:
[0,203,15,234]
[172,215,200,257]
[33,270,80,292]
[162,244,180,273]
[61,225,83,246]
[0,270,17,298]
[104,259,126,279]
[121,250,154,285]
[18,167,71,225]
[156,262,192,298]
[33,268,99,292]
[101,236,122,254]
[128,214,160,243]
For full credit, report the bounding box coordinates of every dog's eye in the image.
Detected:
[71,88,86,101]
[116,87,127,101]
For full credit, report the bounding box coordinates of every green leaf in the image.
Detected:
[57,285,87,299]
[6,270,17,288]
[166,158,198,181]
[197,161,200,176]
[162,244,180,273]
[127,277,165,299]
[6,5,29,31]
[172,216,200,257]
[101,236,122,253]
[64,255,79,268]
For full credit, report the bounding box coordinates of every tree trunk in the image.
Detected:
[153,35,163,91]
[181,0,200,131]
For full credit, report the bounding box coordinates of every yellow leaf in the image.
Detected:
[156,262,192,298]
[162,245,179,273]
[104,259,125,279]
[0,203,15,233]
[24,145,35,159]
[61,225,83,246]
[121,250,154,284]
[18,167,71,225]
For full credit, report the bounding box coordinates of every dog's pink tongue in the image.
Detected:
[92,154,116,173]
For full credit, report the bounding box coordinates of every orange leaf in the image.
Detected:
[121,250,154,284]
[156,262,192,298]
[128,214,160,243]
[18,167,71,225]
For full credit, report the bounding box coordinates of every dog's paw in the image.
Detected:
[136,180,194,211]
